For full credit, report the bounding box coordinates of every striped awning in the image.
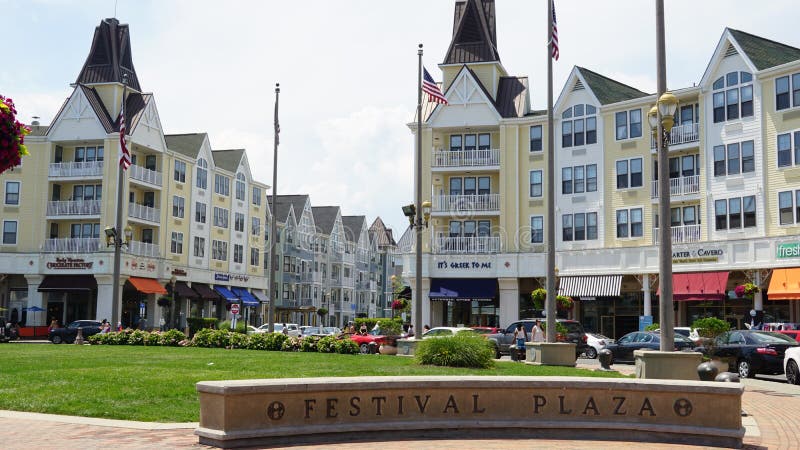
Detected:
[558,275,622,298]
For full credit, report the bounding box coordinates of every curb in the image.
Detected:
[0,410,196,430]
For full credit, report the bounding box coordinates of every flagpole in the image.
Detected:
[267,83,280,333]
[414,43,423,340]
[545,0,556,343]
[111,75,128,328]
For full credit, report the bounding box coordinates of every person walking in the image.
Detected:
[513,324,528,361]
[532,320,544,343]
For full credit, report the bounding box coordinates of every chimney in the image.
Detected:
[31,116,40,126]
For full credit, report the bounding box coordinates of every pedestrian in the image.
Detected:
[49,317,60,332]
[513,323,528,361]
[532,320,544,342]
[407,324,415,337]
[281,323,288,335]
[423,324,431,333]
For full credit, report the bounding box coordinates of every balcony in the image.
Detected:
[330,252,355,264]
[49,161,104,178]
[653,224,701,245]
[431,194,500,215]
[432,236,501,254]
[650,175,700,199]
[651,123,699,150]
[42,237,102,253]
[46,200,101,217]
[128,203,160,224]
[128,165,163,187]
[432,149,500,169]
[128,240,160,258]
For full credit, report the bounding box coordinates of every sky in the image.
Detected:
[2,0,799,237]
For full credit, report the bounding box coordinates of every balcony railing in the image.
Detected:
[432,149,500,168]
[431,194,500,213]
[432,236,501,254]
[46,200,101,217]
[650,175,700,199]
[128,165,163,187]
[331,252,355,264]
[42,237,103,253]
[653,224,701,245]
[651,122,699,149]
[128,240,160,257]
[128,203,160,223]
[49,161,104,178]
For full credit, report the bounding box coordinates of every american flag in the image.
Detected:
[423,67,448,105]
[551,0,559,61]
[119,96,130,170]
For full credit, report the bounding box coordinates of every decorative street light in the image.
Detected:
[403,200,430,337]
[105,224,132,328]
[169,275,177,330]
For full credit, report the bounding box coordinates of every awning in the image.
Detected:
[192,283,220,300]
[214,285,238,302]
[252,290,270,304]
[558,275,622,298]
[768,268,800,300]
[666,271,729,301]
[232,287,259,307]
[128,277,168,295]
[38,275,97,292]
[172,281,198,299]
[429,278,496,302]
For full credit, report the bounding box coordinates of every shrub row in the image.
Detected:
[87,329,188,346]
[415,334,495,368]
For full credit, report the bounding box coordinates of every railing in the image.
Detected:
[128,203,160,223]
[330,252,355,264]
[42,237,103,253]
[650,175,700,198]
[128,165,163,187]
[653,224,701,245]
[432,236,501,254]
[46,200,101,216]
[431,194,500,213]
[300,272,313,282]
[49,161,104,178]
[128,240,160,257]
[312,272,323,283]
[432,149,500,168]
[300,298,314,307]
[651,122,699,149]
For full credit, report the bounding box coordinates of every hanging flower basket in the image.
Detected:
[0,96,30,175]
[734,283,759,300]
[391,299,408,310]
[556,295,574,311]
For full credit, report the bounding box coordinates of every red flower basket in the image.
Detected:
[0,96,30,174]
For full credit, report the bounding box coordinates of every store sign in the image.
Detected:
[215,272,249,282]
[172,268,188,277]
[129,259,157,272]
[777,243,800,259]
[46,257,93,269]
[672,247,723,264]
[436,260,492,270]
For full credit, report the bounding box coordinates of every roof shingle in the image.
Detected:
[576,67,649,105]
[728,28,800,71]
[165,133,207,159]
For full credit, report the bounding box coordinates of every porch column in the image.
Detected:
[498,278,519,327]
[642,274,652,317]
[24,274,45,326]
[753,271,763,312]
[409,277,431,330]
[95,274,125,323]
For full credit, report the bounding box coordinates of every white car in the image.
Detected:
[653,327,701,344]
[422,327,475,338]
[584,332,614,359]
[257,323,301,337]
[785,346,800,384]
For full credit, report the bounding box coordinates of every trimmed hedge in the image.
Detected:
[415,334,495,368]
[87,329,187,346]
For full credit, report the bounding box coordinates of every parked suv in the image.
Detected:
[49,320,103,344]
[487,319,588,358]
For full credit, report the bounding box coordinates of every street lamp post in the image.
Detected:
[169,275,177,330]
[403,200,431,338]
[104,224,132,327]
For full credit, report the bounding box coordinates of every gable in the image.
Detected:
[47,87,109,141]
[237,152,253,181]
[130,97,166,152]
[700,30,758,88]
[428,67,501,127]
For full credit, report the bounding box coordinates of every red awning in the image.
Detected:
[127,277,168,295]
[665,271,729,301]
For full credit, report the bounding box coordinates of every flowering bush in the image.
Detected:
[0,96,30,174]
[735,283,759,299]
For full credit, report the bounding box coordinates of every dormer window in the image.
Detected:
[561,104,597,148]
[712,71,753,123]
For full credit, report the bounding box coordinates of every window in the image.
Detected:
[449,133,490,151]
[193,237,205,257]
[561,165,596,195]
[170,232,183,254]
[213,207,229,228]
[212,240,228,260]
[234,212,245,232]
[615,158,642,189]
[586,165,597,192]
[712,71,753,123]
[631,208,643,237]
[529,170,542,197]
[562,212,597,242]
[776,73,800,111]
[561,104,597,148]
[477,177,490,195]
[70,223,100,238]
[196,158,208,189]
[478,133,490,150]
[587,213,598,239]
[4,181,20,205]
[172,196,185,218]
[234,244,243,264]
[252,186,261,206]
[252,217,260,236]
[235,173,246,201]
[715,196,757,230]
[214,174,230,196]
[74,146,104,163]
[71,184,102,201]
[777,131,800,168]
[714,140,754,176]
[141,228,153,244]
[2,221,17,244]
[615,109,642,140]
[778,189,800,226]
[250,248,260,266]
[531,216,543,243]
[562,167,572,194]
[195,202,206,223]
[616,210,629,238]
[529,126,543,152]
[174,160,186,183]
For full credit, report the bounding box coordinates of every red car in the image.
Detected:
[470,326,500,335]
[349,331,386,354]
[778,330,800,343]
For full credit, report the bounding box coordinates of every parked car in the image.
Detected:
[486,319,588,359]
[470,326,500,335]
[698,330,798,378]
[49,320,103,344]
[257,323,300,337]
[584,332,614,359]
[784,346,800,384]
[653,327,702,344]
[422,327,475,338]
[246,325,261,334]
[777,330,800,343]
[350,330,386,354]
[301,326,320,337]
[320,326,342,336]
[603,331,696,363]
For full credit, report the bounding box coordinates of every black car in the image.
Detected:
[49,320,103,344]
[486,319,588,358]
[604,331,696,363]
[700,330,799,378]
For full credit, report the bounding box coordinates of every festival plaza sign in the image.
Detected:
[777,242,800,259]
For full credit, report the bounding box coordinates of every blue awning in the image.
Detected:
[429,278,497,302]
[214,285,238,302]
[232,287,259,307]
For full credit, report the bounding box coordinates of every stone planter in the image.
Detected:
[379,344,397,355]
[526,342,576,367]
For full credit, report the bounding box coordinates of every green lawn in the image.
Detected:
[0,345,625,422]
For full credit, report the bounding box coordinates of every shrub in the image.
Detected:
[263,332,289,351]
[316,335,338,353]
[145,331,162,346]
[226,331,247,349]
[415,334,495,368]
[281,336,300,352]
[192,328,235,348]
[245,333,273,350]
[645,323,660,332]
[186,317,218,335]
[354,318,404,336]
[692,317,730,340]
[218,320,247,334]
[87,333,107,345]
[126,329,148,346]
[299,336,318,352]
[334,338,359,355]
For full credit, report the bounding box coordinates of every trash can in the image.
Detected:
[510,344,519,361]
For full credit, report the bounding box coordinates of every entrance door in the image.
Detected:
[47,301,64,327]
[601,315,615,339]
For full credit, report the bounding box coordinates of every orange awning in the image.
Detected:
[768,268,800,300]
[127,276,168,295]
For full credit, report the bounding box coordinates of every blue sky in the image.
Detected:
[2,0,798,236]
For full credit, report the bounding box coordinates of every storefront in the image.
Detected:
[428,278,498,327]
[125,276,167,328]
[214,286,238,321]
[766,267,800,323]
[38,275,97,326]
[191,283,221,319]
[232,287,259,326]
[559,275,626,338]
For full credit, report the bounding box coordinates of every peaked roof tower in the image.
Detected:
[76,18,141,91]
[443,0,499,65]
